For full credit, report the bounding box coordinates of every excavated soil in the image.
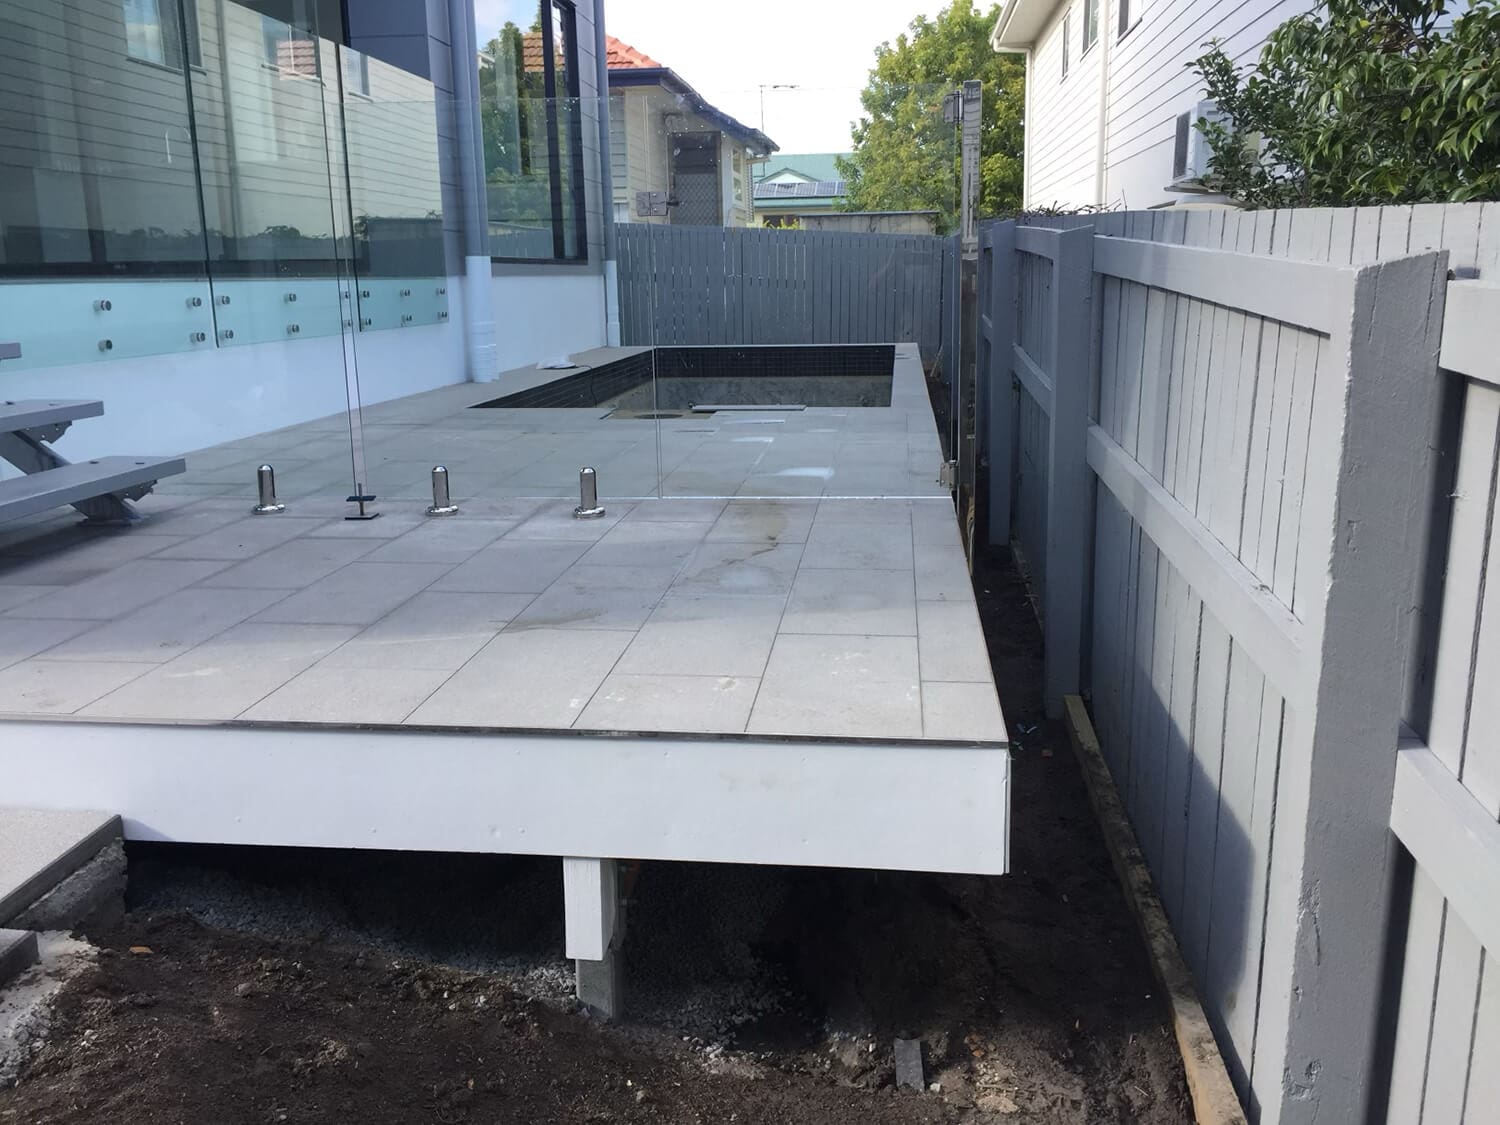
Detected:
[0,548,1190,1125]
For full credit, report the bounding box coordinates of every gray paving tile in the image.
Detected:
[0,659,154,715]
[813,498,915,525]
[510,564,678,632]
[914,544,973,602]
[0,532,192,587]
[621,499,726,523]
[781,568,917,637]
[0,619,98,671]
[407,628,634,728]
[252,562,451,626]
[578,521,707,569]
[748,634,922,739]
[800,522,914,570]
[432,540,589,594]
[319,591,535,670]
[359,519,518,564]
[4,559,232,621]
[705,501,816,544]
[0,585,59,613]
[576,673,758,733]
[911,501,963,547]
[149,516,331,560]
[916,600,993,682]
[42,587,293,663]
[80,623,358,720]
[673,541,805,597]
[922,681,1008,742]
[198,538,375,589]
[617,593,785,677]
[504,501,633,541]
[241,665,451,724]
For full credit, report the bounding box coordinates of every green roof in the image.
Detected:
[755,152,851,184]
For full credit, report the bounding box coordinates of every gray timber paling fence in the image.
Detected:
[615,222,952,358]
[980,202,1500,1125]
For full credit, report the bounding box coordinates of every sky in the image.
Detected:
[474,0,954,155]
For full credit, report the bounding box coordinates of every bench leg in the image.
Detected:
[0,432,142,524]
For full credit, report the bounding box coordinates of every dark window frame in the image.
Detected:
[1118,0,1140,40]
[1061,9,1071,80]
[1081,0,1098,54]
[123,0,202,71]
[488,0,589,264]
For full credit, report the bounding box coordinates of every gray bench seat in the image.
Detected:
[0,455,186,525]
[0,399,104,436]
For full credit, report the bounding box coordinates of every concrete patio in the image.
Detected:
[0,346,1009,879]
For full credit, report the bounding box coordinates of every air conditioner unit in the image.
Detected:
[1171,99,1226,187]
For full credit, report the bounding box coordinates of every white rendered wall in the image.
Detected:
[490,270,608,376]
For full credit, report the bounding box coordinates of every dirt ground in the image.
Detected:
[0,547,1190,1124]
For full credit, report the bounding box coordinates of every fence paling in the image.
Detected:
[992,210,1461,1123]
[614,223,948,354]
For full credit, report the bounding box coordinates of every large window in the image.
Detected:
[123,0,201,69]
[477,0,588,261]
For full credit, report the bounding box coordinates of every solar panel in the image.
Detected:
[793,182,816,198]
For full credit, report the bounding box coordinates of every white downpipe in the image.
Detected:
[465,255,498,381]
[604,259,621,346]
[451,0,498,383]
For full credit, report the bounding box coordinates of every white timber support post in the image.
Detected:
[1040,225,1095,718]
[563,857,623,1018]
[1250,250,1450,1124]
[986,221,1017,549]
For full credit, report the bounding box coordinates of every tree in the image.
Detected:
[840,2,1024,231]
[1192,0,1500,208]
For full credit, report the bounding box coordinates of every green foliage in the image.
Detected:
[1192,0,1500,208]
[840,1,1025,232]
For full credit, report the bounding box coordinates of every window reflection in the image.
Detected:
[477,0,587,261]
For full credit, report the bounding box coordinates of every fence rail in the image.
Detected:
[615,223,950,356]
[981,201,1500,1125]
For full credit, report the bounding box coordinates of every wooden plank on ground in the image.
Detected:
[1062,696,1249,1125]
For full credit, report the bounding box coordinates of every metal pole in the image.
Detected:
[956,79,983,562]
[427,465,458,516]
[574,466,605,519]
[252,464,284,515]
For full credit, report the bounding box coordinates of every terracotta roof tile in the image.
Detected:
[605,35,662,69]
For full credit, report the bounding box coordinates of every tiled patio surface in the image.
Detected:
[0,347,1004,743]
[0,493,1002,741]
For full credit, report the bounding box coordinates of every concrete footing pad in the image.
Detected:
[576,952,622,1020]
[0,930,38,988]
[1,808,122,928]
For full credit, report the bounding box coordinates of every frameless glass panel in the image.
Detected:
[335,58,455,509]
[637,84,959,500]
[0,0,213,370]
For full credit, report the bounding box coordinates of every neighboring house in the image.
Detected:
[753,153,850,227]
[606,37,777,228]
[991,0,1313,210]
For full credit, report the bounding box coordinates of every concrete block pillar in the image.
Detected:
[563,857,622,1019]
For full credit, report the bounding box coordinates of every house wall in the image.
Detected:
[606,81,756,227]
[1024,1,1103,209]
[1103,0,1310,209]
[1013,0,1315,211]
